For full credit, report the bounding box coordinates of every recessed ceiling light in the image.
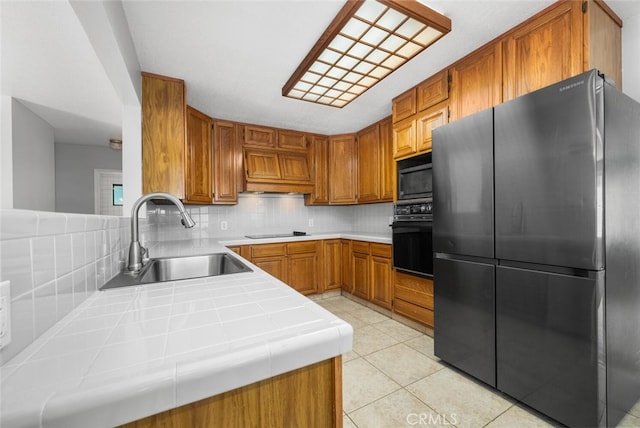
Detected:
[282,0,451,108]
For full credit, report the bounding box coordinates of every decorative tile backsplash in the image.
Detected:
[144,194,393,241]
[0,210,129,363]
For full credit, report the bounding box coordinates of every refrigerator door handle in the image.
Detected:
[435,252,498,265]
[498,259,600,278]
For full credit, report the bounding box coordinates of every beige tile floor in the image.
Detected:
[314,295,563,428]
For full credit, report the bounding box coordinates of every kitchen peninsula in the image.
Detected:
[0,236,360,428]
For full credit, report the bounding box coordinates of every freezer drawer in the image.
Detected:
[496,265,605,427]
[434,256,495,387]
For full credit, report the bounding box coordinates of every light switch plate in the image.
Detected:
[0,281,11,349]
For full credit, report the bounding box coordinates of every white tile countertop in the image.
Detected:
[0,234,373,428]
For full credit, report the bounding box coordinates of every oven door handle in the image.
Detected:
[391,220,432,229]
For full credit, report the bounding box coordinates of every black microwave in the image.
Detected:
[397,153,432,201]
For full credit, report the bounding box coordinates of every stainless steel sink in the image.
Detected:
[100,252,252,290]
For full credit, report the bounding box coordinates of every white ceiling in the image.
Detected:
[3,0,640,146]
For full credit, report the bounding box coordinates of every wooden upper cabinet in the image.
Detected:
[357,123,380,203]
[278,129,308,152]
[379,117,394,201]
[305,136,329,205]
[417,70,449,112]
[244,150,281,180]
[279,153,311,182]
[392,88,416,123]
[212,120,238,204]
[142,72,186,199]
[393,116,416,160]
[329,134,357,204]
[502,1,583,101]
[185,106,213,204]
[450,42,502,121]
[244,125,277,148]
[416,101,448,153]
[584,0,622,89]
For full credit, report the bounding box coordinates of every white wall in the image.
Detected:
[11,99,55,211]
[55,142,122,214]
[1,96,13,209]
[622,13,640,102]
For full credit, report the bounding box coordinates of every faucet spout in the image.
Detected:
[128,192,196,272]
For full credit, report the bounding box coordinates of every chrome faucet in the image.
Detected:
[128,192,196,272]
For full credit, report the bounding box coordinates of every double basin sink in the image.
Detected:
[101,252,252,290]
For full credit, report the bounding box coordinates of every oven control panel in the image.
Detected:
[394,202,433,216]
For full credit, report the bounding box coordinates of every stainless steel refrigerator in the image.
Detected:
[432,69,640,427]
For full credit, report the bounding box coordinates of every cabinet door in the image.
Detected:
[502,1,583,101]
[450,42,502,121]
[253,256,287,284]
[142,73,186,198]
[212,121,238,204]
[185,106,213,204]
[370,254,392,310]
[244,125,276,148]
[379,117,394,201]
[278,130,308,151]
[328,135,357,204]
[341,240,353,294]
[416,102,448,153]
[244,150,281,180]
[288,252,318,295]
[352,241,370,300]
[392,117,416,160]
[357,124,380,203]
[416,70,449,112]
[279,153,311,182]
[323,240,342,292]
[305,136,329,205]
[392,88,416,123]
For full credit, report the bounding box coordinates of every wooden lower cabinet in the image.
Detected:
[240,241,318,295]
[370,244,393,310]
[287,241,320,295]
[341,240,353,294]
[323,239,342,293]
[121,356,343,428]
[346,241,393,310]
[352,242,371,300]
[393,271,434,328]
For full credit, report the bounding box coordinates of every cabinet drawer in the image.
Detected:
[288,241,317,254]
[394,285,434,310]
[394,298,434,328]
[394,271,433,309]
[352,241,370,254]
[251,243,286,258]
[370,243,391,258]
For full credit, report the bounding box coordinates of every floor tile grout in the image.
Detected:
[324,295,556,428]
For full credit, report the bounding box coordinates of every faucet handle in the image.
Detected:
[141,246,149,262]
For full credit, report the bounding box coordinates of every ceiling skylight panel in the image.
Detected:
[414,27,442,46]
[341,17,370,39]
[361,26,390,46]
[377,8,406,31]
[282,0,451,107]
[396,18,424,39]
[397,41,422,58]
[355,1,387,23]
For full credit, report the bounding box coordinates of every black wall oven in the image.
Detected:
[392,201,433,277]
